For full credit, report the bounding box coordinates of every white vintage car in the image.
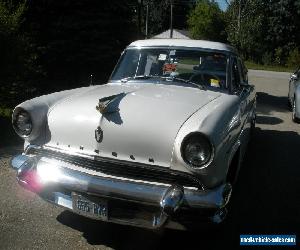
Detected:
[11,39,256,230]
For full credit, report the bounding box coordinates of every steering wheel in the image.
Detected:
[189,73,221,87]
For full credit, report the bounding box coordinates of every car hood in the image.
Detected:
[47,83,220,167]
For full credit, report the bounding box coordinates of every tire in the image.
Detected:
[292,98,300,123]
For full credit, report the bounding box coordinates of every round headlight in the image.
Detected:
[13,110,32,137]
[181,133,213,168]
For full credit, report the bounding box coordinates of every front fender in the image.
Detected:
[12,86,99,145]
[170,94,241,188]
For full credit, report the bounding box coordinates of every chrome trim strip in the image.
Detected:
[126,46,233,55]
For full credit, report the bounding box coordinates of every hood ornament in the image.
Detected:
[95,126,103,143]
[96,93,125,114]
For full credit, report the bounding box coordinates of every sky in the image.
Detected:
[216,0,229,11]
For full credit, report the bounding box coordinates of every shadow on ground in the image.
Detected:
[256,92,289,115]
[256,115,283,125]
[57,211,163,249]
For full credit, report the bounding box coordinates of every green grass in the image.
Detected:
[245,61,295,73]
[0,107,12,118]
[180,59,295,73]
[179,59,198,65]
[176,68,193,74]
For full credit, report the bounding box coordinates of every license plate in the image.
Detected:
[72,193,108,220]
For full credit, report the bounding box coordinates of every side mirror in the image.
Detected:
[240,81,249,87]
[240,81,254,91]
[291,74,298,81]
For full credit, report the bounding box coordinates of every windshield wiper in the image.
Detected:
[120,75,158,83]
[160,76,205,90]
[120,75,205,90]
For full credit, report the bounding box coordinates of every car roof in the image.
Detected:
[128,39,237,53]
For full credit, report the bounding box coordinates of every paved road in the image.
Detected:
[0,70,299,249]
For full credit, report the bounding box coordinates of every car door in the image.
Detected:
[231,57,254,141]
[238,58,255,114]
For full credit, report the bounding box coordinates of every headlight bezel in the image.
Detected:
[180,132,214,169]
[12,108,33,137]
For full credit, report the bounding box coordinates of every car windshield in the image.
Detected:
[110,48,228,89]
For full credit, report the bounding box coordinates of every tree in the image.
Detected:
[225,0,300,65]
[137,0,193,38]
[0,0,26,81]
[22,0,139,91]
[265,0,300,65]
[0,0,35,107]
[0,0,144,107]
[225,0,267,61]
[187,0,226,42]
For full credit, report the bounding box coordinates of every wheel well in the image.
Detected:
[226,147,241,184]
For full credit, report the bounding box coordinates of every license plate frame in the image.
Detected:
[72,192,108,220]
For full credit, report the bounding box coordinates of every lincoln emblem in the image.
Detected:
[95,126,103,143]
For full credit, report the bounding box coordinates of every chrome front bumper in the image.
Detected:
[11,153,232,230]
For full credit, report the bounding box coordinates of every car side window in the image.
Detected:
[231,57,240,90]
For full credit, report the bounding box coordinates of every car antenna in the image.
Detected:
[90,74,93,86]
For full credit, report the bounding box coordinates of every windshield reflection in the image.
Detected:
[110,48,228,89]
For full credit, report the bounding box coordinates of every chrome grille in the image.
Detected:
[27,147,202,188]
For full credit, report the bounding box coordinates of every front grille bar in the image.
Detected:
[26,147,203,189]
